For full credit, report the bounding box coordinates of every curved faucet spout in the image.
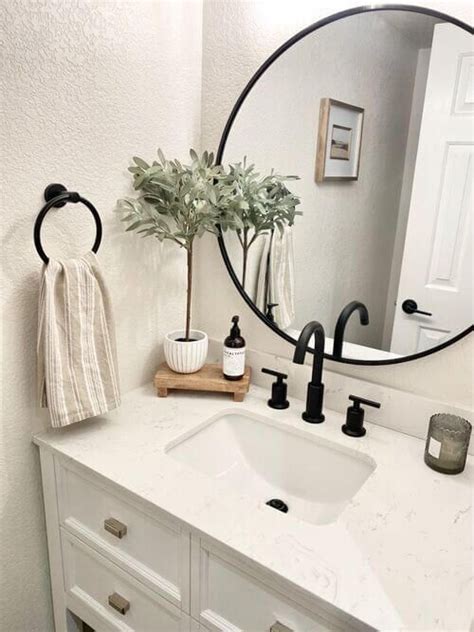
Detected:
[293,321,325,384]
[292,321,325,423]
[333,301,369,359]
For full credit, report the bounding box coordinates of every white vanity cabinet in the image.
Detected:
[39,449,359,632]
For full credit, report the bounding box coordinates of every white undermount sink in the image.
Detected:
[166,411,376,525]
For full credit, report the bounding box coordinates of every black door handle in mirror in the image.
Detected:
[402,299,432,317]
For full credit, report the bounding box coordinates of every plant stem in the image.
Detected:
[185,242,193,341]
[242,228,248,290]
[248,233,258,248]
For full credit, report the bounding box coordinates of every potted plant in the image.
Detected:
[117,149,231,373]
[220,160,301,289]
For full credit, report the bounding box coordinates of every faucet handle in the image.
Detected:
[261,368,289,410]
[342,394,381,437]
[265,303,279,322]
[348,395,381,409]
[262,367,288,380]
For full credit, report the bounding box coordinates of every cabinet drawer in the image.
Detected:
[195,541,345,632]
[62,530,189,631]
[56,461,189,609]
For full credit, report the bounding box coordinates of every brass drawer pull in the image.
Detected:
[270,623,293,632]
[108,592,130,615]
[104,517,127,539]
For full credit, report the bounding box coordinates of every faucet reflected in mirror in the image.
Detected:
[293,321,326,423]
[333,301,369,359]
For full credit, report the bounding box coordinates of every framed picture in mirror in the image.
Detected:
[315,98,364,182]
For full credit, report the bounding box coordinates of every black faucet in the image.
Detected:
[332,301,369,359]
[292,321,325,423]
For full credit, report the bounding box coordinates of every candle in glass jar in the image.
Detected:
[424,414,471,475]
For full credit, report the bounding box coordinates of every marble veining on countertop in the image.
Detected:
[34,384,473,631]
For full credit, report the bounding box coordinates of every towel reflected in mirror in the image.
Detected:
[255,228,295,330]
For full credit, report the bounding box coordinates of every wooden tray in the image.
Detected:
[154,363,251,402]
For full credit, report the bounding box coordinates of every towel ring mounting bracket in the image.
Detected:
[34,183,102,264]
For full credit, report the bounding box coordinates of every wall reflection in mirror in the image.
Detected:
[220,10,473,362]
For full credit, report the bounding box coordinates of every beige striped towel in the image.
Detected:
[37,252,121,427]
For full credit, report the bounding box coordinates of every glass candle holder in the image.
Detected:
[424,414,471,474]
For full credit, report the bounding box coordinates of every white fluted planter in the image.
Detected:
[164,330,208,374]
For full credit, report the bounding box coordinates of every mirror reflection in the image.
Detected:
[220,11,473,361]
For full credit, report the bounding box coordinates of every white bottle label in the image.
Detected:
[223,346,245,377]
[428,437,442,459]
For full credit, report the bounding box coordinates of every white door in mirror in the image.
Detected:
[391,23,473,355]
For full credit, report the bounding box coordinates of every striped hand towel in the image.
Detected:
[37,252,121,427]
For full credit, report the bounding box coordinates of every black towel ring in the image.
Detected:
[34,183,102,264]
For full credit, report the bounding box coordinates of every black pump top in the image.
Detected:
[224,315,245,349]
[230,315,240,338]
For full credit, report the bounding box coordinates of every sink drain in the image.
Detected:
[266,498,289,513]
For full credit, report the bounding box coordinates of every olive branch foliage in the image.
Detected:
[219,159,301,288]
[116,149,301,340]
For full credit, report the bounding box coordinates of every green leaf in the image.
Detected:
[157,148,166,164]
[133,174,147,189]
[125,221,142,231]
[133,156,150,169]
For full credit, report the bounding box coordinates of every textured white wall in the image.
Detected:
[0,0,202,629]
[195,0,473,406]
[220,12,423,349]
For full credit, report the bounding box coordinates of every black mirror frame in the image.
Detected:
[216,3,473,366]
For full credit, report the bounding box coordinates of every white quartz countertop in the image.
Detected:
[34,385,472,631]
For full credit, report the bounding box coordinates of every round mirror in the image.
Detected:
[217,6,473,365]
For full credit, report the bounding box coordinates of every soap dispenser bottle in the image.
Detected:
[223,315,246,381]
